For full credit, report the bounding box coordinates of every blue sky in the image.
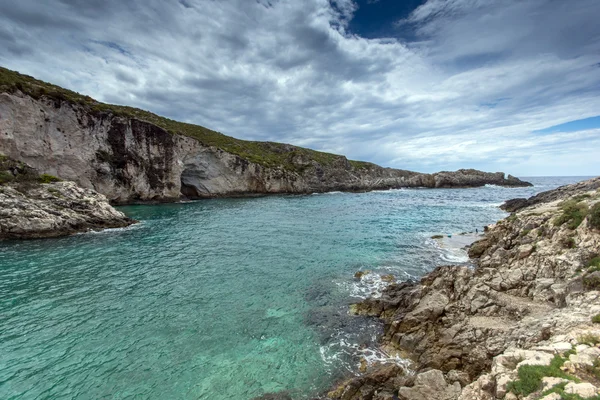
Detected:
[0,0,599,176]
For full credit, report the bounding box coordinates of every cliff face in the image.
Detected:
[0,91,530,204]
[328,178,600,400]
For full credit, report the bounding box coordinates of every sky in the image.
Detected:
[0,0,599,176]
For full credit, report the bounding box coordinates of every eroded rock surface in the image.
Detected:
[327,178,600,400]
[0,157,134,239]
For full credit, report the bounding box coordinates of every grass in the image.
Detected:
[587,257,600,273]
[38,174,61,184]
[589,203,600,230]
[593,314,600,324]
[554,199,589,230]
[583,273,600,290]
[507,355,577,396]
[578,334,600,346]
[0,66,378,173]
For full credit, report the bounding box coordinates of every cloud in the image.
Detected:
[0,0,599,176]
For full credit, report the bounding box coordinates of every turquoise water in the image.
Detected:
[0,177,589,399]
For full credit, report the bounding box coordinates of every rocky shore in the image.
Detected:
[326,177,600,400]
[0,155,134,239]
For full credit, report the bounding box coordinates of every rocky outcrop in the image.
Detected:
[0,90,530,204]
[327,178,600,400]
[0,156,134,239]
[501,177,600,212]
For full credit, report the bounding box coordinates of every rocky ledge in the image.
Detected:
[0,155,134,240]
[327,177,600,400]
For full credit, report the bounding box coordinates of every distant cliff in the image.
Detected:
[0,66,531,204]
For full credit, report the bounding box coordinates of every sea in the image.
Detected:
[0,176,591,399]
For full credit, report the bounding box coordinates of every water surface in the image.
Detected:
[0,177,588,399]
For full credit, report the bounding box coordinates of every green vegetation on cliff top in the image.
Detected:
[0,66,375,172]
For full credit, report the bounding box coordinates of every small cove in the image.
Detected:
[0,177,587,399]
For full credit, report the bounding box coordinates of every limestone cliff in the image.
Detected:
[0,156,134,239]
[0,67,531,204]
[327,177,600,400]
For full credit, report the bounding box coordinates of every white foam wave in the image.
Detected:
[426,237,470,263]
[77,221,144,235]
[311,191,344,196]
[320,335,412,373]
[337,273,390,299]
[370,188,406,194]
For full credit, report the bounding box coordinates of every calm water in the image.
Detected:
[0,177,590,399]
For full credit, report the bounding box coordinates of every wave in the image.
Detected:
[319,332,411,373]
[311,191,344,196]
[77,221,144,235]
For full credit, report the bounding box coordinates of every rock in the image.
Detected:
[0,175,134,239]
[516,351,554,367]
[408,291,449,321]
[468,239,490,258]
[518,244,535,259]
[397,370,461,400]
[564,382,599,398]
[327,364,403,400]
[446,370,470,387]
[354,270,371,280]
[540,394,562,400]
[496,374,514,398]
[541,376,568,391]
[569,352,598,368]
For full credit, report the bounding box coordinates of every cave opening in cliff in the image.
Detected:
[180,168,204,199]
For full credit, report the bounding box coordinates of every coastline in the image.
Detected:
[323,177,600,400]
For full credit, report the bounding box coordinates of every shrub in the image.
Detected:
[554,200,589,229]
[588,203,600,230]
[520,229,532,237]
[592,314,600,324]
[588,257,600,273]
[562,237,576,249]
[0,170,15,184]
[38,174,61,184]
[583,273,600,290]
[578,334,600,346]
[507,355,575,396]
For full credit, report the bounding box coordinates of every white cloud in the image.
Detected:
[0,0,599,176]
